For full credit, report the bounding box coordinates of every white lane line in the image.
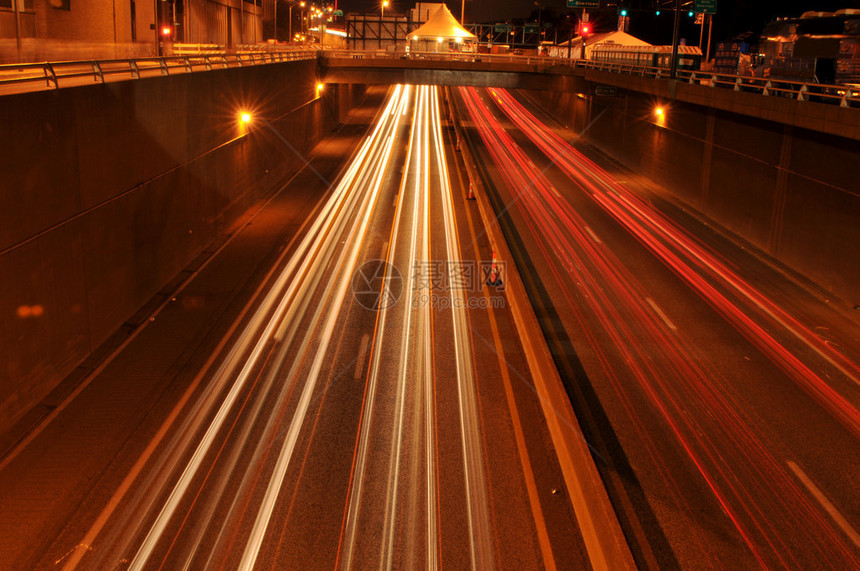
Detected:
[432,86,494,570]
[121,86,407,571]
[340,85,416,570]
[354,333,371,380]
[239,86,409,571]
[584,226,602,244]
[645,297,677,332]
[787,461,860,548]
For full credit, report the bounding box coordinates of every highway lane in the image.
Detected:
[0,85,592,569]
[454,85,860,569]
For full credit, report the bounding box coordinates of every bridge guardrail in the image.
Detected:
[325,49,554,68]
[0,48,318,95]
[323,50,860,109]
[4,47,858,108]
[572,59,860,108]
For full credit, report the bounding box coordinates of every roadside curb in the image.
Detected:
[444,88,636,571]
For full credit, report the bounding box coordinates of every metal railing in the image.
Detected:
[577,59,860,108]
[4,46,858,109]
[0,48,318,95]
[323,49,860,109]
[324,49,552,67]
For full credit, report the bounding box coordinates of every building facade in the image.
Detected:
[0,0,266,64]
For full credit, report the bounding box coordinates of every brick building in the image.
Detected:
[0,0,266,64]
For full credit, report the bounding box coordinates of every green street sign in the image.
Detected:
[524,24,538,34]
[694,0,717,14]
[567,0,599,8]
[494,23,512,33]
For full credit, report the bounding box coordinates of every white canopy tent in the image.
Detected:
[548,31,650,59]
[406,4,477,53]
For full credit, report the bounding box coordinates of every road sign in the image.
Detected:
[567,0,599,8]
[524,24,538,34]
[694,0,717,15]
[594,85,618,96]
[494,23,511,34]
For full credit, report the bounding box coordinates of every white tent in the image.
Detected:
[548,31,650,59]
[407,4,476,53]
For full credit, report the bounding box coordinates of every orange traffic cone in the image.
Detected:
[467,181,475,200]
[486,252,503,287]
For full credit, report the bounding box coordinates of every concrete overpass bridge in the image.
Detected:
[320,51,589,93]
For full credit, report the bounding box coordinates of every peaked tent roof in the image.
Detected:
[556,31,651,49]
[406,4,476,41]
[549,31,650,59]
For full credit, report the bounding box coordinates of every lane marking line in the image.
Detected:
[584,226,602,244]
[645,297,677,332]
[787,460,860,549]
[451,116,557,571]
[353,333,370,380]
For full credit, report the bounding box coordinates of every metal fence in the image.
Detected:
[3,47,858,109]
[577,59,860,108]
[0,48,318,95]
[324,49,860,109]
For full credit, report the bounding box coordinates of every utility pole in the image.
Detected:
[567,15,573,59]
[706,13,713,67]
[670,0,682,79]
[12,0,21,60]
[580,9,588,60]
[698,13,704,51]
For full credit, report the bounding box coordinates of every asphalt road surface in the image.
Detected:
[454,85,860,569]
[0,86,591,569]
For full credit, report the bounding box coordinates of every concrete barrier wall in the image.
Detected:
[526,88,860,306]
[0,61,365,435]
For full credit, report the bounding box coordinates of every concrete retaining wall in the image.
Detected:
[527,87,860,306]
[0,60,365,435]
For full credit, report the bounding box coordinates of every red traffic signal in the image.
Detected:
[161,26,172,37]
[581,24,590,35]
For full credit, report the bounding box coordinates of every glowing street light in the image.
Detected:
[654,106,666,127]
[381,0,389,18]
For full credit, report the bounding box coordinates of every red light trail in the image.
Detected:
[458,85,860,567]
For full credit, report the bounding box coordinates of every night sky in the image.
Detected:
[337,0,860,44]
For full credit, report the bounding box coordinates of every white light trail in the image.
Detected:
[429,86,495,570]
[120,86,410,571]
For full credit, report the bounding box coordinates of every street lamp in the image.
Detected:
[382,0,389,18]
[300,1,306,36]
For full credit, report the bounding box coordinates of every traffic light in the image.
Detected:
[161,25,172,37]
[581,24,590,36]
[618,4,629,17]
